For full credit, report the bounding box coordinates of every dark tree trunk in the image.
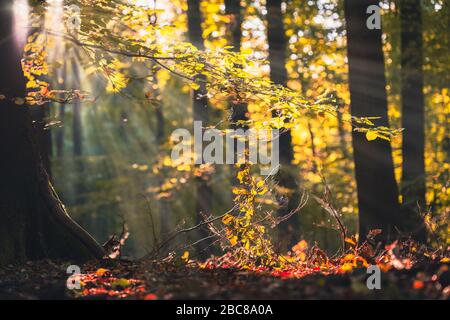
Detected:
[225,0,249,197]
[55,63,67,158]
[225,0,248,128]
[344,0,404,242]
[267,0,300,249]
[187,0,212,246]
[225,0,242,51]
[267,0,294,164]
[0,0,104,266]
[400,1,426,213]
[28,9,52,178]
[31,106,52,178]
[72,58,82,157]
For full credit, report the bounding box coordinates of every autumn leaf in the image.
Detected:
[111,278,131,289]
[412,280,425,290]
[181,251,189,262]
[222,214,234,225]
[365,130,378,141]
[345,237,357,247]
[95,268,109,277]
[190,82,200,90]
[144,293,158,300]
[229,235,238,246]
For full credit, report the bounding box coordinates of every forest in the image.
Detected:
[0,0,449,303]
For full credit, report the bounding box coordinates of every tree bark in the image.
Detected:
[0,0,104,266]
[225,0,248,128]
[55,63,67,158]
[400,0,426,211]
[267,0,294,164]
[187,0,212,247]
[267,0,300,248]
[344,0,403,242]
[31,105,52,178]
[72,57,83,157]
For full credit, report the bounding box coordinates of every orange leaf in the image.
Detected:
[95,268,109,276]
[413,280,424,290]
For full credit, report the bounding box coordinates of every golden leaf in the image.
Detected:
[365,131,378,141]
[222,214,234,225]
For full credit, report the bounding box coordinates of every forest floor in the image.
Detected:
[0,257,449,300]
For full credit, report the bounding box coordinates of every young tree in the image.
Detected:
[0,0,104,266]
[400,0,426,212]
[343,0,402,242]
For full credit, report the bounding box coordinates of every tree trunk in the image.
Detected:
[225,0,248,128]
[55,63,67,158]
[400,0,426,212]
[267,0,294,164]
[344,0,403,242]
[187,0,212,248]
[72,57,83,157]
[31,105,52,178]
[0,0,104,266]
[267,0,300,249]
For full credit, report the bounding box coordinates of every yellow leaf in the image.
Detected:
[241,48,252,55]
[181,251,189,261]
[342,113,352,122]
[26,80,37,89]
[341,263,353,272]
[95,268,109,276]
[111,278,131,289]
[256,180,265,188]
[222,214,234,225]
[190,82,200,90]
[365,131,378,141]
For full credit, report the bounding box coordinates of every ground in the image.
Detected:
[0,258,448,300]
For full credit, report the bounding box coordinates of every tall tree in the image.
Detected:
[0,0,104,266]
[266,0,300,248]
[344,0,420,242]
[31,105,52,177]
[225,0,248,128]
[187,0,212,243]
[400,0,426,212]
[72,57,83,157]
[29,2,52,177]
